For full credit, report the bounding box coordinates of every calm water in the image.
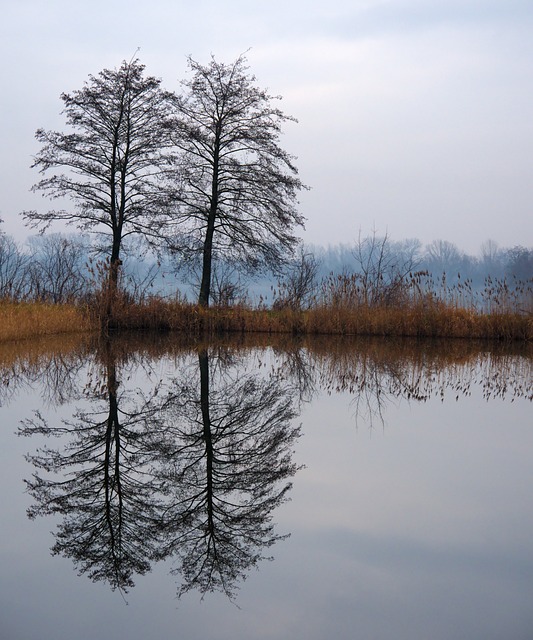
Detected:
[1,335,532,640]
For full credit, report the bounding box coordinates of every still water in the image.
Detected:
[1,334,532,640]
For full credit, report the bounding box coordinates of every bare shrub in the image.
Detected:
[274,248,320,310]
[26,234,88,303]
[0,234,28,300]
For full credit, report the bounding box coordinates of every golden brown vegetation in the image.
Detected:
[0,274,531,343]
[103,266,532,340]
[94,292,532,341]
[0,301,93,343]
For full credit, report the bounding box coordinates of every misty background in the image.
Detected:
[1,228,531,307]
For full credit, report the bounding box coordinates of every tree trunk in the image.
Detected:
[104,235,121,333]
[198,216,215,307]
[198,123,221,308]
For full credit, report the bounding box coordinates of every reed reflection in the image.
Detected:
[19,339,301,598]
[275,338,533,426]
[0,335,91,407]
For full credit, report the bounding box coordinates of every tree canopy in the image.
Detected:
[23,58,174,285]
[164,54,307,306]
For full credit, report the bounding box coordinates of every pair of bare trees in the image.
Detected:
[23,55,306,307]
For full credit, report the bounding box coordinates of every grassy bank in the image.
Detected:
[0,301,93,343]
[0,297,531,343]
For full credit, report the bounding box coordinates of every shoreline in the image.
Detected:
[0,300,531,343]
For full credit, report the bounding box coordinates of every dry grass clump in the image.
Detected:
[0,301,94,343]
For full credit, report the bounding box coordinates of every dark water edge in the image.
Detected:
[1,328,531,364]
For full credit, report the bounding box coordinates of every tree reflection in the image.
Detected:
[20,339,301,598]
[150,347,301,598]
[20,340,168,591]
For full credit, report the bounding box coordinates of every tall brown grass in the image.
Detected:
[0,301,93,343]
[86,294,531,341]
[0,270,531,343]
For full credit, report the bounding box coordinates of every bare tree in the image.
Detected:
[424,239,463,275]
[165,54,307,307]
[209,263,249,307]
[274,246,320,310]
[22,58,174,293]
[505,246,533,280]
[26,234,88,303]
[352,230,419,306]
[0,233,28,300]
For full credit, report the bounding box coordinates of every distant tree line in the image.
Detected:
[308,235,533,284]
[0,229,168,304]
[1,223,531,311]
[275,232,532,313]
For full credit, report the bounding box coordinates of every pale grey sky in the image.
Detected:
[1,0,532,254]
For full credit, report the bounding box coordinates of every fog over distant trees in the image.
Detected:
[1,221,531,307]
[308,235,533,284]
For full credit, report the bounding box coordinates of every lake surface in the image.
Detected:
[1,334,532,640]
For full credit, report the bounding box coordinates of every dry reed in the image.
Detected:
[0,301,94,343]
[1,289,531,343]
[96,296,532,341]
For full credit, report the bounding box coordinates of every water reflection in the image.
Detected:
[275,337,533,426]
[0,334,91,407]
[10,335,533,602]
[151,347,301,598]
[18,337,301,598]
[19,339,170,591]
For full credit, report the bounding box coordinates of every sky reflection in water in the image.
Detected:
[0,335,532,640]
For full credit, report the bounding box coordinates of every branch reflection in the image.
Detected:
[20,339,168,591]
[20,338,301,599]
[151,347,301,598]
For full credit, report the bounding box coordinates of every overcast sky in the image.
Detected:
[1,0,532,254]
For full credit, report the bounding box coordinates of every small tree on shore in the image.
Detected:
[22,58,174,294]
[274,247,320,310]
[352,230,421,306]
[166,54,307,307]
